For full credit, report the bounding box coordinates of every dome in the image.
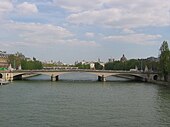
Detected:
[120,54,127,62]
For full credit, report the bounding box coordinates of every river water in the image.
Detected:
[0,72,170,127]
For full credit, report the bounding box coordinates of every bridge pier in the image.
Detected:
[5,70,160,83]
[0,73,13,81]
[9,74,13,81]
[98,75,106,82]
[51,75,59,81]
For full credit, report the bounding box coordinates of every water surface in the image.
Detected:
[0,73,170,127]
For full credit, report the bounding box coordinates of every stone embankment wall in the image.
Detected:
[168,75,170,82]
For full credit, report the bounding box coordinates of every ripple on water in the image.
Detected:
[0,76,170,127]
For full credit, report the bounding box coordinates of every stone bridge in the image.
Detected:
[0,69,160,82]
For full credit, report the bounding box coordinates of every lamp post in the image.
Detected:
[140,59,143,72]
[14,60,16,69]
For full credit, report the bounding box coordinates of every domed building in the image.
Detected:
[120,54,127,62]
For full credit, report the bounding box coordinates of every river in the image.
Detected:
[0,73,170,127]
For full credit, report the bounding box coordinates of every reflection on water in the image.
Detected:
[0,73,170,127]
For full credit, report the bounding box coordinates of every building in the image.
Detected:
[120,54,127,62]
[146,57,159,62]
[108,58,115,62]
[0,53,9,68]
[90,62,95,69]
[56,61,64,66]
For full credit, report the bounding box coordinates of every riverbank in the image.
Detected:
[149,80,170,86]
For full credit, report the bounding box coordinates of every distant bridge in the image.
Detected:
[0,69,160,82]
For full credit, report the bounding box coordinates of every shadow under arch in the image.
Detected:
[13,74,23,80]
[0,73,3,78]
[110,73,146,82]
[153,75,158,80]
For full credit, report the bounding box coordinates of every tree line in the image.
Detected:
[105,59,158,71]
[6,41,170,81]
[75,41,170,82]
[8,52,43,70]
[159,41,170,81]
[75,59,158,71]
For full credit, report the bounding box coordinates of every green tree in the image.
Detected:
[95,62,103,70]
[105,61,125,70]
[159,41,170,81]
[21,60,43,70]
[8,54,22,69]
[8,52,43,70]
[105,62,114,70]
[75,62,90,69]
[125,59,139,70]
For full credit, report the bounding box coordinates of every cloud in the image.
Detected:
[0,21,99,48]
[57,39,99,47]
[67,8,122,25]
[103,33,162,45]
[2,22,72,44]
[0,22,68,45]
[122,28,135,34]
[66,0,170,28]
[85,32,95,38]
[0,0,13,18]
[16,2,38,15]
[0,0,168,62]
[0,0,13,12]
[54,0,102,12]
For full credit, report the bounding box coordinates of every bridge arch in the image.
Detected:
[13,74,24,80]
[13,71,106,81]
[153,75,158,81]
[0,73,3,78]
[11,70,154,82]
[104,73,147,82]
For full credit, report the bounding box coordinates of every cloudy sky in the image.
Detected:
[0,0,170,63]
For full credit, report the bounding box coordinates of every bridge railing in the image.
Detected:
[12,69,135,73]
[1,68,159,74]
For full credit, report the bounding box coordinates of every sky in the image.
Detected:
[0,0,170,64]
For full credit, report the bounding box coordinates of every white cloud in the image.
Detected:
[0,0,13,12]
[0,0,13,18]
[54,0,102,12]
[0,0,168,63]
[122,28,135,34]
[0,22,67,45]
[16,2,38,15]
[85,32,95,38]
[0,21,99,48]
[57,39,99,47]
[103,33,162,45]
[66,0,170,28]
[67,8,122,25]
[4,22,73,44]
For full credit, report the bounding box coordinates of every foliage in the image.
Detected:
[8,52,43,70]
[21,60,43,70]
[94,62,103,70]
[125,59,139,70]
[105,59,158,71]
[105,61,125,70]
[159,41,170,81]
[105,60,137,70]
[75,63,90,69]
[8,54,22,69]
